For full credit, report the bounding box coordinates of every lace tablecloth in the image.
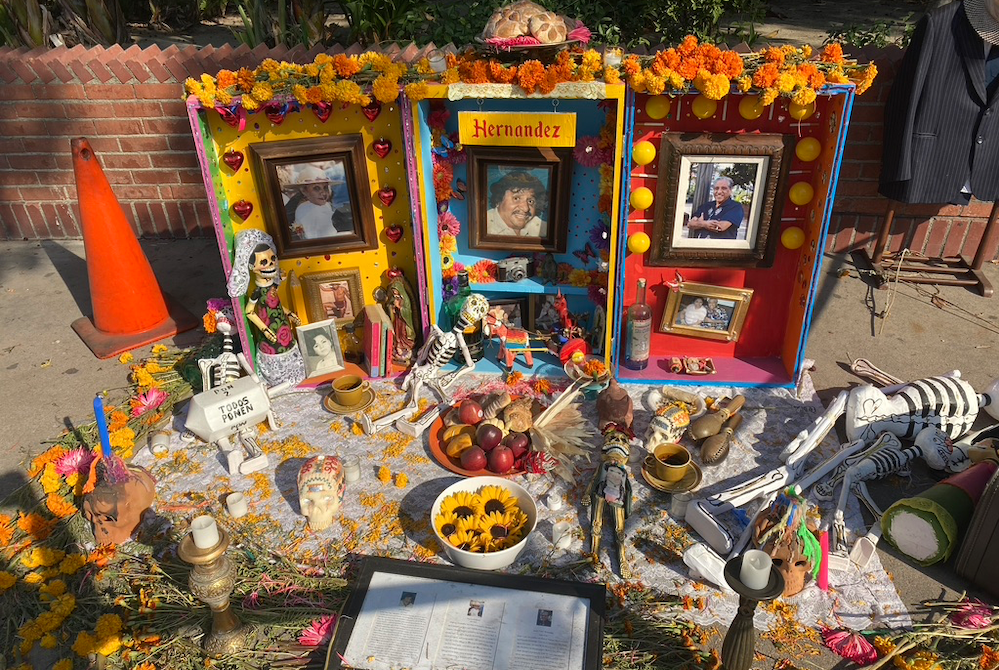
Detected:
[133,369,910,633]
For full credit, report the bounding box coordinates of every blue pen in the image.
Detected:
[93,393,113,459]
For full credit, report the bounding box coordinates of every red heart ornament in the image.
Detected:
[362,101,382,122]
[232,200,253,219]
[265,103,286,125]
[222,150,243,171]
[312,103,332,123]
[378,186,397,207]
[373,138,392,159]
[386,225,404,243]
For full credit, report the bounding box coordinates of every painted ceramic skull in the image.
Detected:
[250,246,278,283]
[82,465,157,546]
[298,455,344,531]
[645,401,690,449]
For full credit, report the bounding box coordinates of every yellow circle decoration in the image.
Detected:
[628,232,651,254]
[789,182,814,206]
[781,227,806,250]
[646,96,671,120]
[738,96,765,120]
[632,141,656,166]
[691,95,718,119]
[630,187,654,210]
[795,137,822,162]
[789,101,816,121]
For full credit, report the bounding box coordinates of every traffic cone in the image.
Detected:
[70,137,199,358]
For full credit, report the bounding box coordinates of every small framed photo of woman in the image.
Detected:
[296,318,345,378]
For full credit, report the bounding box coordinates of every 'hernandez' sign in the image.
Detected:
[458,112,576,147]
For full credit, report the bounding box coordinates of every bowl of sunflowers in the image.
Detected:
[431,476,538,570]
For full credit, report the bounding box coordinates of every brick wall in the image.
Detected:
[0,42,996,261]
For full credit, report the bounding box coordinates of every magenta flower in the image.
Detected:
[951,599,993,629]
[56,448,96,477]
[256,307,270,326]
[207,297,229,313]
[821,628,878,665]
[131,387,168,417]
[438,210,461,238]
[265,290,280,309]
[573,136,604,168]
[276,325,293,347]
[567,21,592,43]
[242,591,260,610]
[298,615,336,646]
[258,341,276,355]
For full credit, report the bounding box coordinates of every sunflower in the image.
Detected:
[448,528,483,552]
[438,491,480,520]
[477,510,527,551]
[434,511,459,538]
[478,485,518,516]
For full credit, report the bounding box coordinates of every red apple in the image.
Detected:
[460,446,487,471]
[487,445,515,474]
[458,400,484,425]
[476,424,503,452]
[504,432,529,458]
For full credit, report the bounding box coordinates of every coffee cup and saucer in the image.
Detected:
[641,443,702,493]
[322,375,375,415]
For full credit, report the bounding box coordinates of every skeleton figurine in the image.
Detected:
[198,321,241,391]
[360,294,490,434]
[584,424,633,577]
[297,455,345,531]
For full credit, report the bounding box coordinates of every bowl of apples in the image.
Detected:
[431,476,538,570]
[428,398,533,477]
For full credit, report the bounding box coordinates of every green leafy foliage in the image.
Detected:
[826,14,915,49]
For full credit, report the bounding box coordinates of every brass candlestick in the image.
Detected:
[720,555,784,670]
[178,528,253,657]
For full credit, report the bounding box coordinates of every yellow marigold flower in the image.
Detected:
[568,268,591,287]
[644,71,666,95]
[95,633,122,656]
[776,72,795,93]
[292,84,309,105]
[132,366,154,389]
[96,613,123,639]
[52,593,76,616]
[0,571,16,590]
[377,466,392,483]
[53,660,73,670]
[118,352,134,364]
[40,633,58,649]
[855,63,878,95]
[792,87,817,106]
[36,610,62,633]
[415,58,433,75]
[802,45,813,58]
[110,427,136,456]
[395,473,408,488]
[215,89,233,105]
[250,82,274,103]
[440,234,457,256]
[629,71,647,94]
[405,81,429,102]
[73,631,96,657]
[604,67,621,85]
[19,620,43,642]
[372,75,400,104]
[23,571,45,585]
[260,58,280,73]
[441,67,459,85]
[59,553,87,575]
[874,636,896,655]
[19,640,33,655]
[760,87,779,106]
[47,493,78,519]
[304,62,320,77]
[40,578,66,597]
[737,76,752,92]
[242,95,260,111]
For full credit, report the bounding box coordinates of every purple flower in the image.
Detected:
[207,297,229,313]
[589,221,611,250]
[573,136,604,168]
[588,284,607,306]
[442,277,460,301]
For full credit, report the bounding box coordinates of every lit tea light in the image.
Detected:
[342,455,361,483]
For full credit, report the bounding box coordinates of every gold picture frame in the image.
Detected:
[659,281,754,342]
[301,268,364,327]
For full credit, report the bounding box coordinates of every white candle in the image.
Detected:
[552,521,572,549]
[150,431,170,456]
[191,515,220,549]
[342,455,361,483]
[429,55,447,73]
[546,493,563,511]
[226,493,248,519]
[740,549,773,590]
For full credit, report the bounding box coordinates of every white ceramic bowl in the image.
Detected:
[431,476,538,570]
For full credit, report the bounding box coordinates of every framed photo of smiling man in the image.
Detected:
[467,146,572,253]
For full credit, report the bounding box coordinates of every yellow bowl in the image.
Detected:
[431,476,538,571]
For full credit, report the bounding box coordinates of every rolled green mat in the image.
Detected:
[882,482,975,566]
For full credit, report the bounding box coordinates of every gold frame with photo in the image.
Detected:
[301,268,364,327]
[659,281,754,342]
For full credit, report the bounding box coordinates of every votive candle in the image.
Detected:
[740,549,773,591]
[226,493,248,519]
[342,455,361,483]
[191,515,220,549]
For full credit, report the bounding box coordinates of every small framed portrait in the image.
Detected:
[248,135,378,259]
[302,268,363,327]
[530,294,561,334]
[487,297,530,330]
[659,281,754,342]
[649,133,792,268]
[467,146,572,253]
[399,592,416,608]
[536,609,553,627]
[295,318,345,378]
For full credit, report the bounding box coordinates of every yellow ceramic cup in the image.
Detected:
[332,375,370,406]
[646,443,691,482]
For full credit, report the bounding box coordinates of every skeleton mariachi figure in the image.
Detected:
[584,424,633,577]
[360,293,490,434]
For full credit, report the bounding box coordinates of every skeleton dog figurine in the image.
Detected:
[360,294,490,435]
[583,424,633,577]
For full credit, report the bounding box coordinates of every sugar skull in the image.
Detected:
[298,455,345,531]
[82,465,157,546]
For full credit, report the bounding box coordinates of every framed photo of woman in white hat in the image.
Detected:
[249,135,378,258]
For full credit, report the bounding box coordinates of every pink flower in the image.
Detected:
[951,599,993,629]
[437,210,461,238]
[298,615,336,646]
[567,21,592,44]
[258,341,276,355]
[207,297,228,313]
[256,307,270,326]
[242,591,260,609]
[56,448,96,477]
[265,289,280,309]
[821,628,878,665]
[131,387,168,417]
[276,325,293,347]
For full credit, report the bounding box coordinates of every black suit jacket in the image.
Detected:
[880,1,999,203]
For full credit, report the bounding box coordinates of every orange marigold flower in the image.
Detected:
[216,70,236,89]
[18,512,54,541]
[752,62,780,89]
[109,410,129,431]
[46,494,77,519]
[820,43,845,65]
[306,87,324,104]
[487,60,517,83]
[203,311,217,333]
[517,60,546,95]
[532,379,553,395]
[678,35,699,57]
[235,68,256,92]
[716,51,744,78]
[333,54,361,78]
[377,466,392,484]
[506,371,523,386]
[621,55,641,76]
[763,46,785,65]
[29,446,68,479]
[88,545,117,568]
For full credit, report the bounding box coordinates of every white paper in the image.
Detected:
[342,571,589,670]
